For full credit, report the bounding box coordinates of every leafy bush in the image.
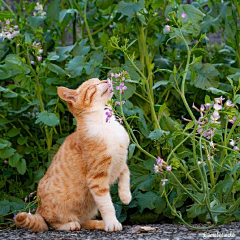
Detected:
[0,0,240,229]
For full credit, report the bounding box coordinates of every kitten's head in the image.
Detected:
[57,78,113,116]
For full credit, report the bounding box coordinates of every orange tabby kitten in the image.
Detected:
[15,78,131,232]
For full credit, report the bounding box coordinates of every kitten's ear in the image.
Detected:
[57,87,77,103]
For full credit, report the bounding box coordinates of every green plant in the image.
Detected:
[0,0,240,228]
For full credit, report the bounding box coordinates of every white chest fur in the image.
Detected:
[84,109,129,183]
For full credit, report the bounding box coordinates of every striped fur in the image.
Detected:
[15,78,131,232]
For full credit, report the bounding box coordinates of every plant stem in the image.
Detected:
[163,191,216,230]
[0,0,15,15]
[83,0,95,47]
[178,163,203,192]
[26,49,52,152]
[215,118,240,181]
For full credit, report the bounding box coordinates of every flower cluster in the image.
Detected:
[230,138,239,151]
[0,20,19,40]
[164,12,187,33]
[104,108,113,123]
[30,41,43,63]
[33,3,46,16]
[108,71,128,94]
[153,157,172,186]
[184,96,238,164]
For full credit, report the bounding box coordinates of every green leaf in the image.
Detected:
[48,63,66,76]
[17,136,28,145]
[178,4,205,36]
[0,118,12,125]
[148,129,170,140]
[0,147,15,159]
[35,111,60,126]
[8,128,21,137]
[0,200,10,215]
[59,9,78,22]
[187,203,201,219]
[0,139,11,149]
[46,0,60,26]
[192,63,219,90]
[55,44,76,56]
[0,86,18,98]
[65,56,95,77]
[184,121,195,131]
[154,195,166,214]
[97,0,113,10]
[45,86,57,96]
[5,54,30,75]
[128,144,135,159]
[16,158,26,175]
[160,114,181,132]
[73,40,90,56]
[152,80,169,90]
[9,153,20,167]
[207,87,231,97]
[27,16,45,28]
[117,0,144,18]
[135,191,158,213]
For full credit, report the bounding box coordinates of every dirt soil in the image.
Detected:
[0,222,239,240]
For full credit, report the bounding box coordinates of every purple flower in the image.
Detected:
[37,56,42,61]
[31,60,34,65]
[107,78,114,93]
[116,82,127,94]
[105,108,113,123]
[115,116,123,124]
[13,215,16,220]
[230,139,235,146]
[110,72,114,77]
[205,103,212,109]
[209,141,214,147]
[200,104,205,112]
[210,111,220,124]
[14,25,19,29]
[166,165,172,171]
[114,73,119,78]
[24,196,28,202]
[115,101,125,106]
[229,116,236,124]
[154,164,159,173]
[213,104,222,111]
[165,18,169,21]
[181,13,187,19]
[233,146,239,151]
[165,25,170,32]
[192,102,200,112]
[161,179,168,186]
[6,20,10,24]
[181,116,192,122]
[37,42,41,45]
[156,157,163,166]
[215,96,225,104]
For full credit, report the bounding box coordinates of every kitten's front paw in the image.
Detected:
[104,220,122,232]
[120,191,132,205]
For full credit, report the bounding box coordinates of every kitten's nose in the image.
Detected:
[101,80,108,83]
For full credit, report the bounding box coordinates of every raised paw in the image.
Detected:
[104,220,122,232]
[57,221,81,231]
[119,191,132,205]
[15,212,28,223]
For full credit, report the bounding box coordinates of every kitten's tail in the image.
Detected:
[15,212,48,232]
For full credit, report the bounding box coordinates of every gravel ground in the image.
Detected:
[0,222,239,240]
